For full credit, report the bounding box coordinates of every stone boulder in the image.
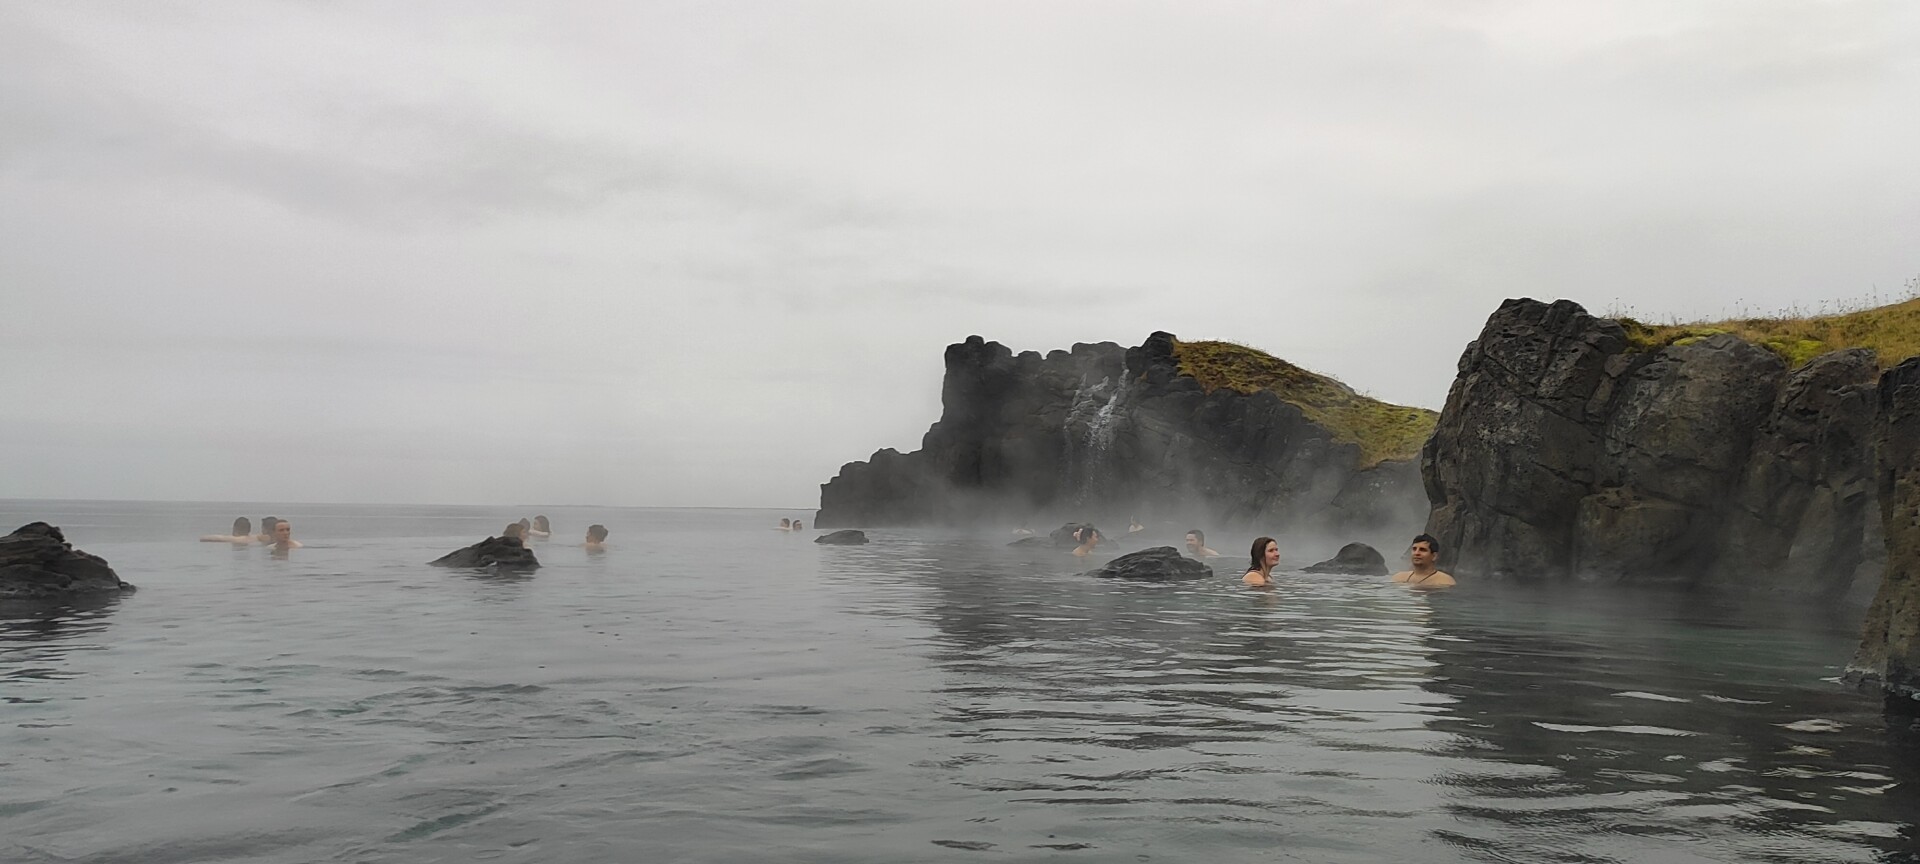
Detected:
[1081,546,1214,581]
[817,332,1430,536]
[814,529,869,545]
[1303,542,1389,576]
[0,522,134,598]
[1050,523,1099,548]
[1424,298,1880,595]
[1848,357,1920,701]
[429,536,540,570]
[1007,536,1052,548]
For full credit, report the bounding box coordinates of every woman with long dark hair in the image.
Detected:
[1243,536,1279,587]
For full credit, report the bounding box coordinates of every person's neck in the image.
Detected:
[1411,564,1436,575]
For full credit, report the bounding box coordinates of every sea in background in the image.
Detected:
[2,499,1916,863]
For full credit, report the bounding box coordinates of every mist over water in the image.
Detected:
[4,500,1915,863]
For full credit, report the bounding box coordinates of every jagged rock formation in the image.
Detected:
[429,536,540,570]
[1304,543,1389,576]
[1424,298,1880,596]
[0,522,135,598]
[818,333,1431,534]
[814,530,869,545]
[1849,357,1920,700]
[1082,547,1214,581]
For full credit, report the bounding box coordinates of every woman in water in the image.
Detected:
[777,518,792,531]
[1243,536,1279,587]
[530,515,552,539]
[201,517,254,544]
[1072,526,1102,557]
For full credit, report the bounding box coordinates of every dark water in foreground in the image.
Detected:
[3,500,1917,863]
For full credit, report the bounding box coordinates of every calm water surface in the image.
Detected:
[3,500,1917,863]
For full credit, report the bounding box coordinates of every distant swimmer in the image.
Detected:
[1243,537,1278,587]
[530,515,552,539]
[270,519,303,551]
[792,520,805,532]
[778,518,792,532]
[517,518,533,540]
[1391,534,1456,588]
[1127,516,1145,534]
[585,524,609,551]
[1011,525,1034,537]
[503,522,526,542]
[255,516,281,544]
[1072,525,1102,557]
[1184,529,1219,559]
[201,517,255,544]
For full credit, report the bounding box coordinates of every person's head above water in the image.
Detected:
[1185,529,1204,548]
[586,524,609,543]
[792,520,804,531]
[232,517,252,536]
[503,522,525,540]
[780,518,791,529]
[1409,533,1441,569]
[1248,536,1278,573]
[533,515,550,533]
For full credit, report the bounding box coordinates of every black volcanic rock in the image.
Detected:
[0,522,134,598]
[814,529,869,545]
[430,536,540,570]
[1082,547,1213,581]
[817,333,1427,534]
[1849,357,1920,700]
[1007,537,1051,548]
[1303,543,1389,576]
[1051,523,1098,547]
[1423,298,1881,596]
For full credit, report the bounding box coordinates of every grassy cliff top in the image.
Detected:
[1171,339,1439,468]
[1618,296,1920,368]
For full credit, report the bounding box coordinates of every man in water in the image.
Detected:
[201,517,254,544]
[503,522,526,542]
[255,516,280,544]
[1184,529,1219,559]
[585,524,609,550]
[1391,534,1455,588]
[271,519,303,551]
[777,518,792,532]
[1072,526,1101,557]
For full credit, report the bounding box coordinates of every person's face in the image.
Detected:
[1262,541,1279,568]
[1185,533,1200,551]
[1410,541,1435,568]
[275,521,292,542]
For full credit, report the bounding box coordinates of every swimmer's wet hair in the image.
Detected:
[586,524,609,541]
[1187,529,1204,542]
[232,517,252,535]
[534,515,550,532]
[1411,533,1440,555]
[1248,536,1276,573]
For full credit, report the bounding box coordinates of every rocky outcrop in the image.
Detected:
[818,333,1428,534]
[814,530,869,545]
[429,536,540,570]
[1424,298,1880,596]
[1848,357,1920,700]
[1082,547,1214,581]
[0,523,134,598]
[1303,543,1389,576]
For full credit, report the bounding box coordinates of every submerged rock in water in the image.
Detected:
[429,536,540,570]
[1082,546,1213,581]
[1303,543,1389,576]
[1007,536,1052,548]
[0,522,135,598]
[1848,357,1920,701]
[815,529,869,545]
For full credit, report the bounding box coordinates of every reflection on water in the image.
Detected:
[0,502,1915,863]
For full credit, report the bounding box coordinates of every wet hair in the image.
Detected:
[1076,525,1101,545]
[232,517,252,535]
[261,516,280,534]
[1186,529,1204,543]
[1410,533,1441,556]
[792,520,804,531]
[534,515,550,532]
[586,524,609,542]
[518,518,532,531]
[1248,536,1277,573]
[503,523,525,540]
[780,518,791,528]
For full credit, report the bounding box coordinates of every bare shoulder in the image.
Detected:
[1427,570,1456,586]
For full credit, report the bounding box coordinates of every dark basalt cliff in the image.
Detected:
[818,332,1429,533]
[1424,298,1881,597]
[1849,357,1920,700]
[0,522,135,598]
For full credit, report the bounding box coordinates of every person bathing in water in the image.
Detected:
[585,524,609,550]
[778,518,792,532]
[1184,529,1219,559]
[1127,516,1145,535]
[1391,533,1456,588]
[791,520,804,532]
[255,516,280,544]
[1072,526,1102,557]
[1243,537,1279,586]
[270,519,302,551]
[201,517,254,544]
[529,515,552,539]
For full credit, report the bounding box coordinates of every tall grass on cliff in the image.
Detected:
[1609,277,1920,368]
[1170,340,1437,468]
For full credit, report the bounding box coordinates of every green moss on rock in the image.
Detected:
[1619,297,1920,369]
[1170,339,1438,468]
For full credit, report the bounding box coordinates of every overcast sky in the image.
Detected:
[2,2,1916,508]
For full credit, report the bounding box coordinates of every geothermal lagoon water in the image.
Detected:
[2,500,1915,863]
